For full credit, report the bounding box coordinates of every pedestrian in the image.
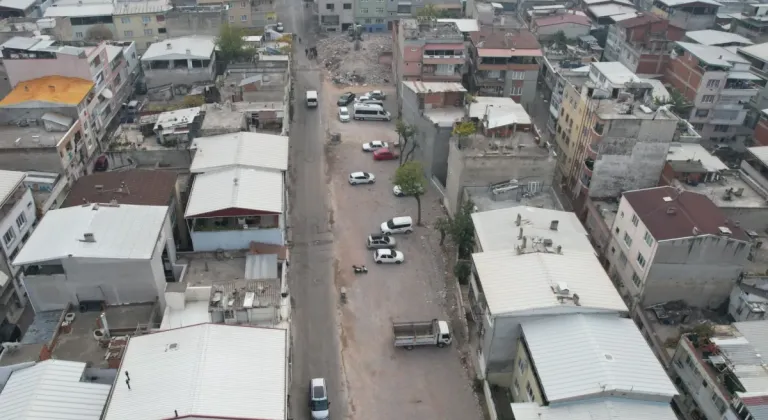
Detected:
[298,37,302,43]
[305,48,308,56]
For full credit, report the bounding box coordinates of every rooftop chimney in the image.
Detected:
[186,48,191,55]
[82,233,95,242]
[515,213,521,226]
[518,227,523,239]
[550,220,559,231]
[666,206,676,215]
[166,42,172,49]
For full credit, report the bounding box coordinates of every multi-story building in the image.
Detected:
[555,62,690,198]
[603,13,685,75]
[468,28,541,104]
[649,0,720,31]
[754,108,768,146]
[0,170,36,325]
[606,186,752,310]
[318,0,354,32]
[667,41,763,148]
[113,0,172,52]
[671,320,768,420]
[0,37,137,146]
[731,3,768,43]
[529,11,592,41]
[0,0,40,18]
[44,1,117,41]
[141,36,216,88]
[735,42,768,127]
[393,19,465,106]
[355,0,387,32]
[728,276,768,322]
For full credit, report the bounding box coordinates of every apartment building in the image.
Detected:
[44,1,116,41]
[113,0,172,52]
[736,42,768,126]
[318,0,354,32]
[556,62,692,199]
[141,36,216,88]
[649,0,720,31]
[755,109,768,146]
[732,3,768,43]
[393,19,465,106]
[666,41,763,148]
[606,186,751,309]
[469,28,541,104]
[728,276,768,322]
[0,170,36,325]
[603,13,685,75]
[671,320,768,420]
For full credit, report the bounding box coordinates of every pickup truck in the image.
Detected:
[393,319,452,350]
[366,234,396,249]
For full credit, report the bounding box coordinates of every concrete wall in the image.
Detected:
[190,226,284,251]
[165,9,225,38]
[0,148,63,176]
[114,13,169,53]
[721,207,768,234]
[505,68,538,105]
[534,23,590,40]
[104,149,193,170]
[728,284,768,322]
[3,54,89,88]
[143,61,216,88]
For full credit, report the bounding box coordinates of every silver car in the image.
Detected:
[348,171,375,185]
[310,378,330,420]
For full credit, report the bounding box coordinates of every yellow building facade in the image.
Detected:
[510,339,546,405]
[554,82,591,189]
[113,1,172,52]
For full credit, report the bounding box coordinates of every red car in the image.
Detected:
[373,148,399,161]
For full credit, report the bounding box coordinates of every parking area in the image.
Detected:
[321,83,483,419]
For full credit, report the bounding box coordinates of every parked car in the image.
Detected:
[374,248,404,264]
[348,171,375,185]
[362,141,388,152]
[338,106,350,122]
[380,216,414,235]
[366,234,396,249]
[369,90,386,100]
[373,148,399,161]
[93,155,109,172]
[393,184,424,197]
[309,378,330,420]
[276,22,284,32]
[337,92,356,106]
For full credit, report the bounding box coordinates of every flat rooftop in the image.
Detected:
[673,170,768,208]
[400,19,463,40]
[465,185,562,212]
[642,300,731,361]
[0,303,158,367]
[457,132,551,158]
[0,124,68,148]
[592,96,678,120]
[591,198,620,229]
[111,124,179,151]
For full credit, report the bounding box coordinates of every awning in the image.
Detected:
[727,71,763,81]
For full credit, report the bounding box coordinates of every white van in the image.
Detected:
[306,90,318,108]
[381,216,414,235]
[353,103,391,121]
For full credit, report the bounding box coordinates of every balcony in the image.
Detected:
[586,142,599,160]
[583,157,594,178]
[423,51,464,65]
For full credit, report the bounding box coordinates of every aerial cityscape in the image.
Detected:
[0,0,766,419]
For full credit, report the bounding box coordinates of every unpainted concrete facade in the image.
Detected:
[165,8,226,38]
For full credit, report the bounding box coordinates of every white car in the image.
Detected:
[348,171,375,185]
[373,248,404,264]
[338,106,350,122]
[393,184,425,197]
[275,22,284,32]
[362,141,388,152]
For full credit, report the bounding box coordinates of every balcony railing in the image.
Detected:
[586,142,598,160]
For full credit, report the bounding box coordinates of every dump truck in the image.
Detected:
[392,319,452,350]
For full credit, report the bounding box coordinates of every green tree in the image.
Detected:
[453,121,476,148]
[395,119,418,166]
[552,31,568,49]
[393,161,428,226]
[441,199,476,259]
[454,260,472,285]
[435,217,450,246]
[416,4,449,18]
[216,24,247,62]
[653,87,692,118]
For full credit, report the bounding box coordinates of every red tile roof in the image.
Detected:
[617,12,661,28]
[61,170,178,208]
[622,186,749,241]
[534,13,591,28]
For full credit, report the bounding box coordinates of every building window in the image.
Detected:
[511,86,523,96]
[637,252,646,268]
[144,28,153,35]
[631,271,642,287]
[360,7,368,13]
[614,227,619,234]
[706,79,720,88]
[695,109,709,118]
[618,251,627,267]
[701,95,715,103]
[526,382,535,402]
[75,32,84,38]
[623,232,632,247]
[376,18,384,22]
[513,379,520,396]
[229,15,235,21]
[714,124,729,132]
[142,16,151,23]
[509,71,524,80]
[435,64,455,76]
[375,7,384,12]
[643,231,653,246]
[692,123,704,131]
[518,358,527,374]
[124,30,134,37]
[326,3,334,10]
[121,17,131,23]
[241,0,246,6]
[241,15,247,20]
[16,213,27,230]
[156,15,165,21]
[631,214,639,226]
[159,27,167,33]
[364,18,371,23]
[2,228,15,247]
[343,3,351,8]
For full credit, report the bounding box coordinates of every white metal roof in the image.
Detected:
[469,97,532,128]
[591,62,638,85]
[103,323,287,420]
[471,250,626,316]
[44,3,114,17]
[472,206,591,253]
[511,398,679,420]
[0,359,111,420]
[748,146,768,165]
[685,29,752,46]
[739,42,768,61]
[667,143,728,172]
[0,169,25,206]
[402,81,467,94]
[587,4,637,17]
[657,0,721,6]
[640,78,670,102]
[13,203,168,265]
[190,132,289,173]
[154,106,202,132]
[521,314,677,402]
[185,167,284,217]
[142,36,215,61]
[0,0,35,10]
[675,41,748,67]
[437,18,479,32]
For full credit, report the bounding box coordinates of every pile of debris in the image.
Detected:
[316,35,392,86]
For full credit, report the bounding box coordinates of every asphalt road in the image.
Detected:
[284,6,348,420]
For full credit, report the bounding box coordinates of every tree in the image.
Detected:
[216,24,247,62]
[435,217,450,246]
[416,4,449,18]
[449,199,476,260]
[395,119,418,165]
[183,95,205,108]
[454,260,472,285]
[653,87,692,118]
[552,31,568,49]
[393,161,427,226]
[452,121,476,148]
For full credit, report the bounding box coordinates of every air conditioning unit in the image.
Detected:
[237,217,246,225]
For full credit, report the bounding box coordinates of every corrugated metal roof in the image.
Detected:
[103,323,287,420]
[245,253,279,279]
[686,29,752,46]
[190,132,289,174]
[13,203,168,265]
[44,3,114,17]
[402,81,466,94]
[0,359,111,420]
[0,169,25,206]
[185,167,284,217]
[471,206,592,253]
[666,143,728,172]
[588,3,637,17]
[657,0,721,6]
[511,398,678,420]
[749,146,768,165]
[471,251,626,315]
[41,112,74,127]
[676,41,747,67]
[469,98,532,128]
[436,18,479,32]
[0,0,35,10]
[142,36,215,61]
[521,315,677,402]
[113,0,171,15]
